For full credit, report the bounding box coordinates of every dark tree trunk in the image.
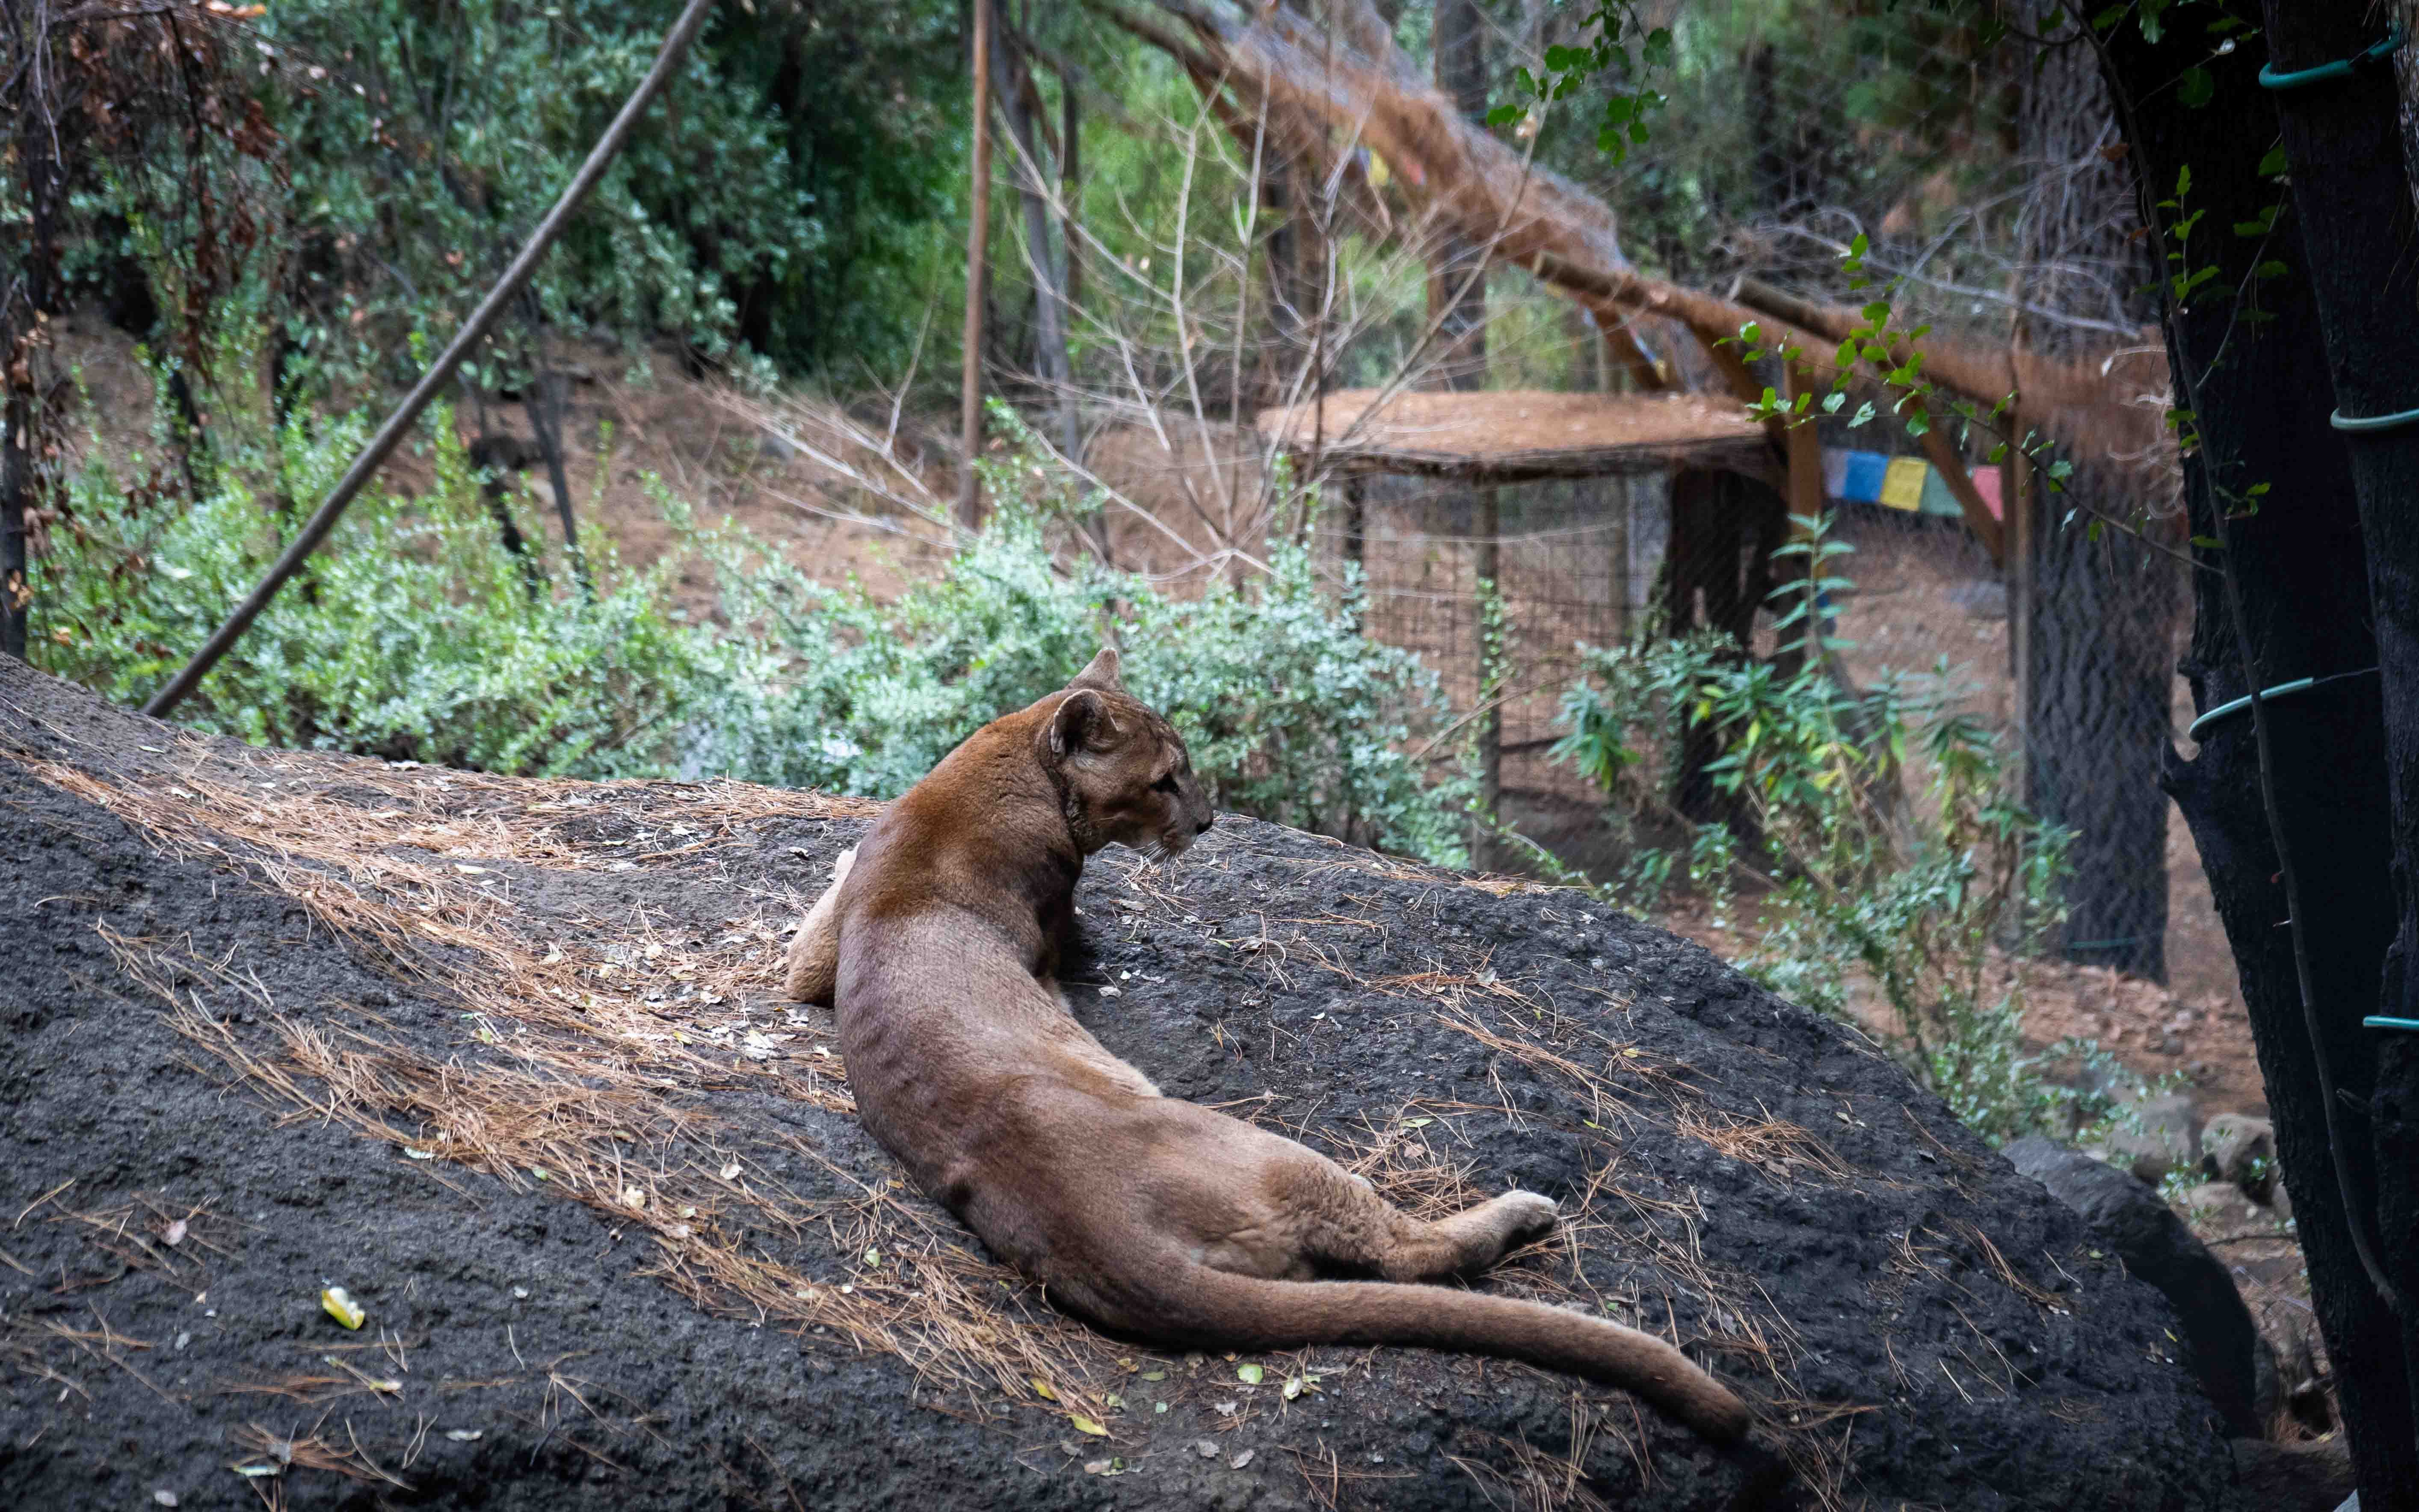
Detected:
[2016,8,2174,982]
[521,353,590,600]
[2098,16,2419,1501]
[1430,0,1486,392]
[2024,485,2175,981]
[2260,0,2419,1465]
[990,15,1073,458]
[1,386,30,663]
[1662,469,1785,825]
[1,60,64,664]
[467,432,547,598]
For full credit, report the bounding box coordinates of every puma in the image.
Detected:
[783,650,1753,1446]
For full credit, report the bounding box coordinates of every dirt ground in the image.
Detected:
[2,656,2250,1509]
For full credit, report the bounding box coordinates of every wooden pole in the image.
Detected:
[957,0,994,530]
[142,0,717,719]
[1608,476,1631,645]
[1474,485,1501,867]
[1779,362,1826,673]
[2008,418,2035,804]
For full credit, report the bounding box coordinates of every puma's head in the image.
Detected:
[1038,648,1214,860]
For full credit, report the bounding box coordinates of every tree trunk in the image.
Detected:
[1,387,30,663]
[1429,0,1486,392]
[520,355,590,599]
[959,0,994,528]
[2023,488,2175,982]
[2259,0,2419,1465]
[1663,469,1784,826]
[1,68,63,665]
[2016,9,2174,983]
[2098,16,2419,1500]
[991,20,1074,459]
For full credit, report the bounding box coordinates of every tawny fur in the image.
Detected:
[781,649,1754,1445]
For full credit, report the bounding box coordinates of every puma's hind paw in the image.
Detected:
[1497,1189,1561,1241]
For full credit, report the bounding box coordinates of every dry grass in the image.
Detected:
[30,755,1149,1433]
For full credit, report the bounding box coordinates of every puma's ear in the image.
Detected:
[1068,646,1125,693]
[1048,689,1108,758]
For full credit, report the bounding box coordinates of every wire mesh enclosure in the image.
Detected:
[1305,441,2200,994]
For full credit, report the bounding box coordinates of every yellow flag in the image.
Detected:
[1880,457,1928,512]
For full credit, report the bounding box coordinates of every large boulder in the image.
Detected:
[0,657,2242,1509]
[2005,1136,2261,1438]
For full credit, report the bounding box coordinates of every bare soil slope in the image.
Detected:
[1,657,2239,1510]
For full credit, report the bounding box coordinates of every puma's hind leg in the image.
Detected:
[782,846,857,1004]
[1279,1153,1560,1283]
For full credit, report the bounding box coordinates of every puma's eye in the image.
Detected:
[1153,774,1181,795]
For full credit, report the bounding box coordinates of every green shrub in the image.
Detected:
[36,407,1469,863]
[1551,512,2099,1142]
[694,459,1467,863]
[35,410,722,776]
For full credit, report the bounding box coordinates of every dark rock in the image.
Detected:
[2227,1436,2356,1512]
[1949,579,2010,619]
[2006,1135,2261,1437]
[2201,1113,2278,1200]
[2098,1091,2201,1183]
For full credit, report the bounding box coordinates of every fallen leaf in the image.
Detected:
[152,1492,179,1507]
[1031,1378,1058,1401]
[1235,1363,1264,1385]
[1069,1415,1108,1437]
[720,1162,743,1181]
[1195,1440,1220,1459]
[163,1219,188,1246]
[1230,1449,1255,1470]
[1282,1376,1305,1400]
[1400,1118,1433,1128]
[445,1429,483,1442]
[320,1287,365,1331]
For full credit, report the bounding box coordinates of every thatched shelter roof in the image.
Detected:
[1254,388,1771,482]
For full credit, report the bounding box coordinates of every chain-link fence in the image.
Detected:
[1311,438,2209,997]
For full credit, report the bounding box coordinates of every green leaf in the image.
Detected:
[2177,67,2214,109]
[2259,144,2290,177]
[1237,1363,1265,1385]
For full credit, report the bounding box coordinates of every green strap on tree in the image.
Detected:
[2332,405,2419,434]
[2259,23,2404,90]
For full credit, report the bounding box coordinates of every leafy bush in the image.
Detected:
[1551,512,2097,1142]
[36,410,721,776]
[35,408,1469,862]
[693,456,1467,863]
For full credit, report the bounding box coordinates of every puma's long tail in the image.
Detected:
[1155,1263,1753,1444]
